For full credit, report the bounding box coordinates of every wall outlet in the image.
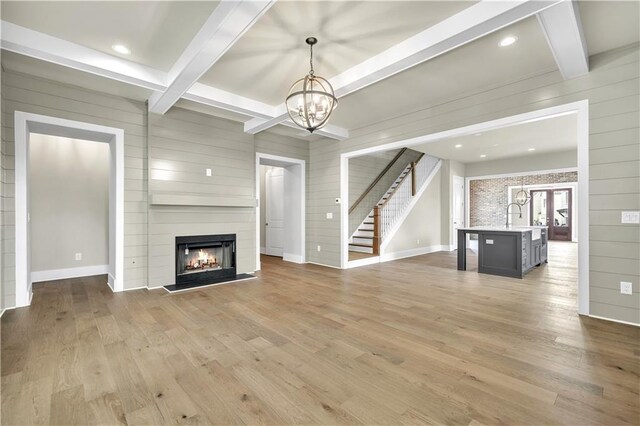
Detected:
[620,281,633,295]
[326,212,333,219]
[206,168,212,177]
[621,211,640,224]
[75,252,82,261]
[317,245,321,252]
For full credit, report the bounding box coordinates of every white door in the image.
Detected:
[265,167,284,257]
[452,175,465,249]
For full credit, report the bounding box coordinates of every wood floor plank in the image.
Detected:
[1,242,638,425]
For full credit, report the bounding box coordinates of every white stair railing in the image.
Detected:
[376,154,440,241]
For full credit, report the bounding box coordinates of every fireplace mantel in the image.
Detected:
[150,193,257,208]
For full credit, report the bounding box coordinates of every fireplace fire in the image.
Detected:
[175,234,236,286]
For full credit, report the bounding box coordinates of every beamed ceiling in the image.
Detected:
[1,1,638,141]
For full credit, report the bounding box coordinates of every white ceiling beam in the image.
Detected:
[0,21,167,91]
[244,0,562,136]
[536,0,589,80]
[148,0,275,115]
[183,82,276,119]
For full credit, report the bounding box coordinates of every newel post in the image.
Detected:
[411,162,417,196]
[373,206,380,255]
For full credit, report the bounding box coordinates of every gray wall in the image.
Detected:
[440,160,466,247]
[466,149,577,177]
[1,70,149,306]
[29,134,109,272]
[305,44,640,324]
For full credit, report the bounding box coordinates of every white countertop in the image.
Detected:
[459,226,547,233]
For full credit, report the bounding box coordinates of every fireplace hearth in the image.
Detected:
[175,234,236,287]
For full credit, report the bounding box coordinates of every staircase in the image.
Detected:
[348,153,440,256]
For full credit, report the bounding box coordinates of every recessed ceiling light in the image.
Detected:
[112,44,131,55]
[499,36,518,47]
[474,133,482,136]
[528,148,536,151]
[480,154,487,158]
[455,144,462,148]
[493,144,499,147]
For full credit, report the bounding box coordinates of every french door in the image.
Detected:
[530,188,572,241]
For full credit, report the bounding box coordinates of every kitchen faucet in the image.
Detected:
[506,202,522,227]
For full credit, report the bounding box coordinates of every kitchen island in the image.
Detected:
[457,226,548,278]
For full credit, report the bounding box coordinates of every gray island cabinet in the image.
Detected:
[457,226,548,278]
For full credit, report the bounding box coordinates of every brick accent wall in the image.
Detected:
[469,171,578,227]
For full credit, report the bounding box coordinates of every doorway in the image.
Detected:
[531,188,573,241]
[264,167,284,256]
[14,112,125,307]
[255,153,305,270]
[451,175,465,249]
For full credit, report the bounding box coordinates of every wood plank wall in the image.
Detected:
[305,44,640,323]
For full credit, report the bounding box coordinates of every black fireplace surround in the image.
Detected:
[175,234,236,287]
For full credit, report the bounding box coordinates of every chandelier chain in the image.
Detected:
[309,43,314,75]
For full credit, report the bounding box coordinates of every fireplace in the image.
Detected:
[175,234,236,286]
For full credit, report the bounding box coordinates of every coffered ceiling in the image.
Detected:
[1,1,638,141]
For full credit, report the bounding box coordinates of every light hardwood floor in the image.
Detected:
[2,243,638,425]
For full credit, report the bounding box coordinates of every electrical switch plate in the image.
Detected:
[326,212,333,219]
[620,281,633,295]
[75,253,82,261]
[317,245,321,252]
[335,198,341,204]
[206,168,212,177]
[621,211,640,224]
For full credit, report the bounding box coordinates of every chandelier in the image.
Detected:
[286,37,337,133]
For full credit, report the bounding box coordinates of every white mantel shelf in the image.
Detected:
[150,193,257,208]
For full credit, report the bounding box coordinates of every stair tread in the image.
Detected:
[349,242,373,248]
[352,236,374,239]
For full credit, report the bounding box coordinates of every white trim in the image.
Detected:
[0,309,5,318]
[340,155,349,269]
[31,265,109,283]
[260,246,266,255]
[283,253,304,264]
[380,245,446,263]
[589,315,639,327]
[14,111,126,308]
[340,100,590,316]
[537,0,588,80]
[255,153,306,272]
[346,256,381,269]
[163,275,258,294]
[379,160,442,253]
[466,167,578,180]
[107,274,115,291]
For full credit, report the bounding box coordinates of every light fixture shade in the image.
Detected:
[286,74,337,133]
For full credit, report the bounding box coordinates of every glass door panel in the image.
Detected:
[531,191,548,226]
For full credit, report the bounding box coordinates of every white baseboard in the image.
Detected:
[122,285,149,292]
[380,245,445,262]
[283,253,304,264]
[347,256,380,268]
[260,246,266,254]
[107,273,115,291]
[31,264,110,283]
[0,309,5,318]
[589,314,640,327]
